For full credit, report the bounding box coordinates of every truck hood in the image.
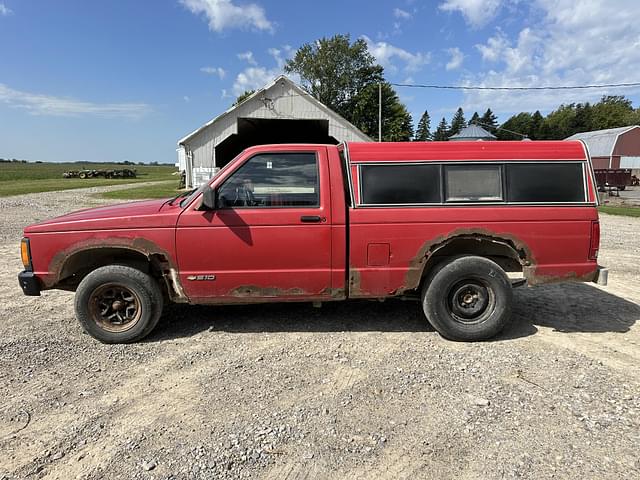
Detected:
[24,198,181,233]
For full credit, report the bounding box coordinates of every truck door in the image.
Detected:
[175,147,333,302]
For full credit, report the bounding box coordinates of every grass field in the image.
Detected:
[0,162,177,197]
[598,205,640,218]
[98,181,181,200]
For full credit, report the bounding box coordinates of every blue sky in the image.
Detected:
[1,0,639,163]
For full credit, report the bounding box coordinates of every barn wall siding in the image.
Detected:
[591,157,610,170]
[613,127,640,157]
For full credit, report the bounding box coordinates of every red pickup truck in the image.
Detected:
[19,141,607,343]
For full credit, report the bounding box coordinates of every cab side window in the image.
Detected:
[218,153,319,208]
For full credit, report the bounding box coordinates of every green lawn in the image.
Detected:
[99,181,181,200]
[0,161,177,197]
[598,205,640,218]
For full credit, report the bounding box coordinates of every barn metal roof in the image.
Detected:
[448,124,497,140]
[178,75,371,145]
[566,125,640,157]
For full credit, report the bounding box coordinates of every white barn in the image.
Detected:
[177,75,372,187]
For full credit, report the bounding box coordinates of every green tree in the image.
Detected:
[284,34,384,121]
[590,95,634,129]
[414,110,432,141]
[469,111,480,124]
[480,108,499,133]
[351,82,414,141]
[625,107,640,126]
[233,90,255,105]
[544,104,579,139]
[433,117,450,141]
[449,107,466,136]
[496,113,533,140]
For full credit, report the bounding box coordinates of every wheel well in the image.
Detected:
[420,235,528,286]
[58,248,163,290]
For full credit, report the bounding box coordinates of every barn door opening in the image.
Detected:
[215,118,337,168]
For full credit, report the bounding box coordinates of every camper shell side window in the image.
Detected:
[356,160,587,206]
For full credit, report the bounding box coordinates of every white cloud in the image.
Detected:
[439,0,503,28]
[362,36,430,74]
[446,47,464,70]
[237,51,257,66]
[393,8,411,19]
[232,67,279,96]
[463,0,640,114]
[0,83,151,118]
[183,95,190,102]
[180,0,273,33]
[200,66,226,79]
[231,46,296,96]
[0,3,11,16]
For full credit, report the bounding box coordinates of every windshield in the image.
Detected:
[167,189,196,206]
[179,184,206,208]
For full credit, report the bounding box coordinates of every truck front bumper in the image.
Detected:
[593,266,608,286]
[18,270,41,296]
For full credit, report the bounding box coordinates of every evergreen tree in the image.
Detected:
[480,108,499,133]
[469,111,480,125]
[414,110,432,141]
[449,107,466,136]
[433,118,450,141]
[530,110,544,139]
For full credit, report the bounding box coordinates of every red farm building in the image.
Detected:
[566,125,640,171]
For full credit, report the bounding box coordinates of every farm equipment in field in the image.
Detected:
[62,168,137,179]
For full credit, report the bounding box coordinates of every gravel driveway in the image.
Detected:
[1,186,638,480]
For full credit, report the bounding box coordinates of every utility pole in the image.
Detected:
[378,82,382,142]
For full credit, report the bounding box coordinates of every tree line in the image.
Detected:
[414,97,640,141]
[235,34,640,142]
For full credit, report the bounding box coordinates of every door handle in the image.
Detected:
[300,215,322,223]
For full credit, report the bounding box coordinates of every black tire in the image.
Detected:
[421,256,512,341]
[74,265,163,343]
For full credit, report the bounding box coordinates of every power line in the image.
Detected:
[471,120,528,139]
[390,81,640,91]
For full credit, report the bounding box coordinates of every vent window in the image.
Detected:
[445,165,503,202]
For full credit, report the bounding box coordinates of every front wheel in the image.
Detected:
[74,265,163,343]
[422,256,513,341]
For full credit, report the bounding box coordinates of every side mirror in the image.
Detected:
[201,185,217,210]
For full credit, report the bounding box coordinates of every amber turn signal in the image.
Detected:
[21,238,32,270]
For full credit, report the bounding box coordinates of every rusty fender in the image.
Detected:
[48,237,189,302]
[397,228,535,294]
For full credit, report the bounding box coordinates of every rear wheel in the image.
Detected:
[74,265,163,343]
[422,256,513,341]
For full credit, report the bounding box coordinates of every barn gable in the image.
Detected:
[177,75,372,187]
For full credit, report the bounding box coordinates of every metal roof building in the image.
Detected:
[566,125,640,169]
[177,75,371,187]
[448,124,497,141]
